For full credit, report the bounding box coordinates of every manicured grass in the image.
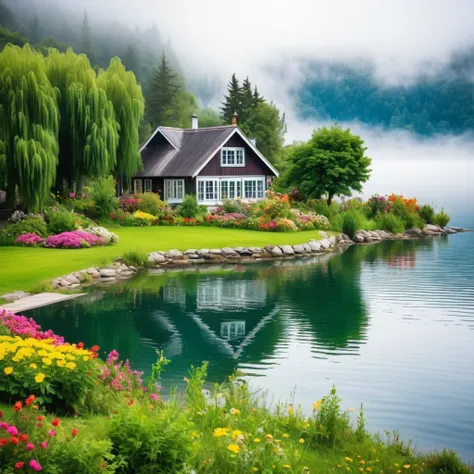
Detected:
[0,226,330,294]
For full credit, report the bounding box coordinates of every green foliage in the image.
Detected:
[424,449,472,474]
[419,204,435,224]
[389,199,425,229]
[221,198,249,215]
[97,57,145,182]
[48,209,79,234]
[286,126,371,205]
[108,403,192,473]
[176,194,202,218]
[0,44,59,212]
[198,107,222,127]
[366,194,388,218]
[121,251,147,268]
[147,350,171,393]
[7,216,48,238]
[85,176,118,218]
[307,199,341,217]
[375,213,406,234]
[433,209,450,228]
[137,192,166,216]
[342,211,361,238]
[0,26,27,48]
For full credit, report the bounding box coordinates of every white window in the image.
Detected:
[221,147,245,167]
[244,179,265,199]
[133,179,143,194]
[197,177,264,203]
[164,179,185,202]
[144,179,152,193]
[198,179,218,201]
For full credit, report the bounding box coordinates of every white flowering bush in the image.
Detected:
[8,210,27,223]
[86,226,119,244]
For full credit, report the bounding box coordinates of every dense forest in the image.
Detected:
[294,52,474,136]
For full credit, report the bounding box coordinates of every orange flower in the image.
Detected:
[71,428,79,437]
[13,401,23,413]
[91,345,100,352]
[26,395,36,406]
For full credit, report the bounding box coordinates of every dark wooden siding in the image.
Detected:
[198,134,273,177]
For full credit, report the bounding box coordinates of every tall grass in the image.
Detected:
[375,213,406,234]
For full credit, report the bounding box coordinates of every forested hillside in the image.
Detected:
[294,51,474,136]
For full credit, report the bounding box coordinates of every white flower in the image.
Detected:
[86,226,119,244]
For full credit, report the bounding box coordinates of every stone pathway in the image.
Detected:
[1,292,86,313]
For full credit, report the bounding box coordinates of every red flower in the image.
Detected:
[127,399,134,406]
[51,418,60,427]
[36,415,44,422]
[13,401,23,412]
[0,410,3,418]
[71,428,79,437]
[77,342,84,349]
[19,433,28,442]
[14,462,24,470]
[0,438,7,447]
[35,423,43,428]
[10,436,20,445]
[26,395,36,406]
[91,345,100,352]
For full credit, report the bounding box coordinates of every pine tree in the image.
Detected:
[220,73,242,125]
[29,15,40,44]
[146,52,181,127]
[97,57,145,185]
[121,44,140,80]
[240,77,254,124]
[0,44,59,211]
[81,10,95,65]
[253,85,264,106]
[45,48,119,192]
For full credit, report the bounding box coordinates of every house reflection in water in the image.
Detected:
[220,321,246,340]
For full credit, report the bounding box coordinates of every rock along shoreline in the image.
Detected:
[1,225,469,303]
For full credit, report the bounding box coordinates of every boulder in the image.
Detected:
[446,228,457,234]
[150,253,166,264]
[293,244,306,254]
[59,278,72,287]
[405,228,423,237]
[209,248,223,254]
[319,238,331,249]
[270,246,283,257]
[422,227,440,236]
[280,245,295,255]
[353,233,365,243]
[248,247,263,254]
[328,236,336,246]
[87,267,99,275]
[101,277,117,283]
[187,253,201,259]
[425,224,441,233]
[319,231,329,238]
[369,231,382,240]
[209,253,226,261]
[221,247,239,257]
[303,243,312,253]
[184,249,198,255]
[1,291,31,302]
[117,272,133,279]
[233,247,253,256]
[190,258,206,264]
[99,268,117,278]
[450,227,466,232]
[308,240,322,252]
[166,249,183,258]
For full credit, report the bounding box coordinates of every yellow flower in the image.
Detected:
[38,349,49,357]
[252,468,259,472]
[213,427,230,438]
[403,465,411,469]
[288,405,293,415]
[83,356,89,361]
[265,433,273,440]
[366,468,372,472]
[313,399,322,410]
[345,457,353,463]
[359,469,365,473]
[283,433,289,438]
[360,460,366,464]
[253,438,261,443]
[231,430,243,439]
[348,408,355,412]
[227,443,240,454]
[56,360,66,367]
[29,363,37,369]
[191,431,200,439]
[35,373,45,383]
[283,465,291,469]
[299,438,305,444]
[65,362,76,370]
[230,407,240,415]
[42,357,52,365]
[4,366,13,375]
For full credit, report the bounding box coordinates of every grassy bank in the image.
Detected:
[0,226,330,294]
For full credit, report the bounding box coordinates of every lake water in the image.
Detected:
[26,227,474,460]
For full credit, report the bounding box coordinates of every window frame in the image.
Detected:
[144,179,152,193]
[221,147,245,167]
[133,179,143,194]
[196,176,265,204]
[164,179,185,203]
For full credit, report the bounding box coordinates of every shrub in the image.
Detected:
[133,210,157,225]
[307,199,340,217]
[176,195,201,218]
[44,230,107,249]
[122,251,148,267]
[424,449,471,474]
[8,210,27,223]
[87,226,119,244]
[119,194,141,213]
[108,403,192,473]
[329,213,343,232]
[342,211,361,238]
[7,216,48,238]
[418,204,435,224]
[70,196,98,218]
[48,209,80,234]
[375,213,405,234]
[220,199,250,216]
[340,197,364,212]
[433,209,450,228]
[0,336,99,410]
[0,229,15,246]
[85,176,118,217]
[366,194,388,218]
[14,233,44,246]
[251,196,291,220]
[137,192,166,216]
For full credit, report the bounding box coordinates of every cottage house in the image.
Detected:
[133,113,279,205]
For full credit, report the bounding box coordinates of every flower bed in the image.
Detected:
[44,231,107,249]
[14,233,44,247]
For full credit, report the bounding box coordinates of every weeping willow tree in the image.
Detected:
[45,48,119,192]
[97,57,145,189]
[0,44,59,212]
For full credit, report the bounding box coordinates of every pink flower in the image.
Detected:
[149,393,159,401]
[40,441,48,449]
[69,192,76,198]
[6,425,18,436]
[48,430,56,437]
[106,350,119,364]
[0,422,9,429]
[25,442,35,451]
[29,460,42,471]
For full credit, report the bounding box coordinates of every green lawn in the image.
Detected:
[0,226,329,295]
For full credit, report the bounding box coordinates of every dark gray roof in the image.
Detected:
[137,126,236,177]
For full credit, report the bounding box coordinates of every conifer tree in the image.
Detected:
[121,44,140,80]
[29,15,40,44]
[220,73,242,125]
[240,77,254,124]
[81,10,95,65]
[146,52,181,127]
[0,44,59,211]
[45,48,118,192]
[97,57,145,185]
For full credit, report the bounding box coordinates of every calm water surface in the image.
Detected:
[26,229,474,460]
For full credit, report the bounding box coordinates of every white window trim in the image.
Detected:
[220,147,245,167]
[133,178,143,194]
[144,179,152,193]
[196,176,266,205]
[164,179,185,203]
